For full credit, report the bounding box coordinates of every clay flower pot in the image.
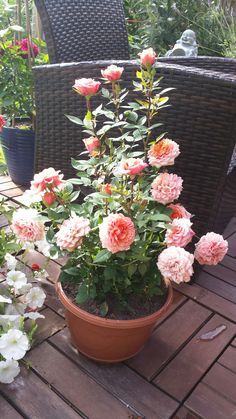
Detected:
[56,281,173,363]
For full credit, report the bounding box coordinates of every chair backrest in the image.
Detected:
[159,56,236,75]
[34,0,130,63]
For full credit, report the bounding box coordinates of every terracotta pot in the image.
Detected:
[56,281,173,363]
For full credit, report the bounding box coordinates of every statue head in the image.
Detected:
[180,29,196,45]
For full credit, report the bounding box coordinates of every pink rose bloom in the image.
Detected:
[101,183,112,195]
[19,38,39,58]
[151,173,183,205]
[165,218,195,248]
[0,115,5,132]
[168,203,191,220]
[101,64,124,81]
[99,213,136,254]
[12,208,45,242]
[119,158,148,176]
[73,78,101,97]
[157,246,194,284]
[83,137,100,155]
[194,232,228,265]
[138,47,156,67]
[148,138,180,167]
[43,191,56,206]
[56,216,90,252]
[31,168,64,193]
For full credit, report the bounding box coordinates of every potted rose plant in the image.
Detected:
[0,17,48,186]
[11,48,228,362]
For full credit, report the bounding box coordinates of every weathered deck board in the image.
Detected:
[0,187,26,198]
[0,396,23,418]
[153,315,236,401]
[195,270,236,303]
[218,345,236,374]
[127,299,211,380]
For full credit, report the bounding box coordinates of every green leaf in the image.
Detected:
[99,302,109,317]
[65,115,83,125]
[64,267,80,276]
[76,283,89,304]
[128,264,137,277]
[9,25,24,32]
[138,264,148,276]
[94,249,112,263]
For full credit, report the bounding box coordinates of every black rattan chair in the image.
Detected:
[33,60,236,236]
[34,0,130,63]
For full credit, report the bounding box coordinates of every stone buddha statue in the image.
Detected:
[165,29,198,57]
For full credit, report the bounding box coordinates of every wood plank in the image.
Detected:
[0,396,23,419]
[173,282,236,322]
[27,307,65,346]
[0,214,8,227]
[223,216,236,238]
[153,314,236,401]
[231,338,236,347]
[19,249,61,283]
[154,290,187,329]
[203,362,236,405]
[203,263,236,287]
[41,280,65,317]
[226,232,236,257]
[0,181,18,192]
[218,345,236,374]
[0,175,11,183]
[27,341,140,419]
[195,270,236,303]
[127,300,211,380]
[50,328,179,419]
[0,366,82,419]
[220,254,236,272]
[1,187,25,198]
[173,406,200,419]
[185,382,236,419]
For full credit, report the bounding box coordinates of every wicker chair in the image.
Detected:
[34,0,130,63]
[33,60,236,236]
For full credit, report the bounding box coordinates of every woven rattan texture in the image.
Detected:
[33,60,236,235]
[34,0,130,63]
[160,57,236,75]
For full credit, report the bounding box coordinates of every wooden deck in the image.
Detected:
[0,175,236,419]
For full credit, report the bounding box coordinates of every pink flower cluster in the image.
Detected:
[157,246,194,284]
[31,167,64,193]
[194,232,228,265]
[56,216,90,252]
[168,203,191,220]
[99,214,135,254]
[83,137,100,156]
[148,139,180,167]
[12,208,45,242]
[101,65,124,81]
[138,48,156,67]
[17,38,39,59]
[73,78,101,97]
[151,173,183,205]
[165,218,195,248]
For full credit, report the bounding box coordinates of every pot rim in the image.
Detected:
[56,279,173,329]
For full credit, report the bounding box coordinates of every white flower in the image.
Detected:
[24,312,45,320]
[5,302,26,316]
[25,287,46,309]
[0,329,29,360]
[36,239,52,258]
[0,360,20,384]
[22,241,35,251]
[0,295,12,304]
[18,283,32,295]
[6,271,27,291]
[22,189,43,206]
[5,254,17,270]
[33,269,48,282]
[0,315,21,331]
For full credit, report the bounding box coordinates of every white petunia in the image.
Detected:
[0,315,21,331]
[0,329,29,360]
[4,253,17,271]
[33,269,48,282]
[35,239,52,258]
[22,241,35,251]
[24,312,45,320]
[18,283,32,295]
[25,287,46,309]
[0,359,20,384]
[21,189,43,206]
[5,302,26,316]
[6,271,27,291]
[0,295,12,304]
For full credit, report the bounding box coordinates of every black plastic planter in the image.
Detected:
[1,127,35,186]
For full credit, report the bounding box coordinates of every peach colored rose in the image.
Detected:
[99,213,135,254]
[101,183,112,195]
[148,139,180,167]
[0,115,5,132]
[101,65,124,81]
[12,208,45,242]
[194,232,228,265]
[83,137,100,155]
[168,203,191,220]
[157,246,194,284]
[73,78,101,97]
[138,47,156,67]
[31,168,64,193]
[165,218,195,248]
[151,173,183,205]
[56,216,90,252]
[43,191,56,206]
[119,158,148,176]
